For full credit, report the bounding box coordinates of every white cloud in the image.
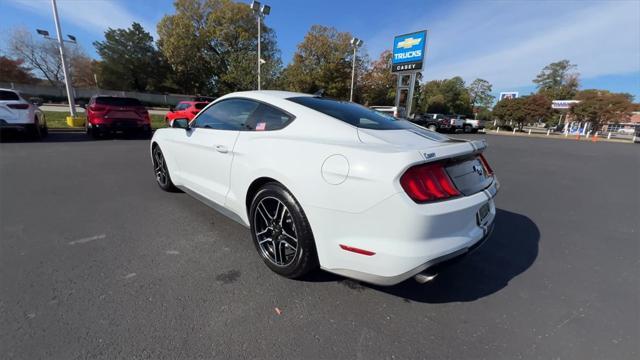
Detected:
[6,0,157,39]
[365,0,640,91]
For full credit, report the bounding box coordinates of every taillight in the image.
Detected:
[478,154,494,176]
[400,162,460,203]
[8,104,29,109]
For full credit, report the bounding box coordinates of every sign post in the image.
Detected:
[391,30,427,118]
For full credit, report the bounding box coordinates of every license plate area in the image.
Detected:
[476,202,490,226]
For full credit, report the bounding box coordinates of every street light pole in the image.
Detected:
[349,37,363,102]
[257,14,261,91]
[50,0,76,117]
[251,1,270,91]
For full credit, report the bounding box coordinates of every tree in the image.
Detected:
[360,50,395,106]
[492,94,551,130]
[467,78,495,111]
[281,25,365,100]
[533,59,579,100]
[418,77,472,115]
[70,56,100,88]
[8,27,86,87]
[0,55,37,83]
[94,22,169,92]
[157,0,281,95]
[571,90,634,130]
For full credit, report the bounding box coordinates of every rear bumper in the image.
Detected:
[90,120,150,132]
[307,177,499,286]
[0,120,33,131]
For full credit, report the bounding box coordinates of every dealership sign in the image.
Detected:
[499,92,519,101]
[392,30,427,72]
[551,100,580,109]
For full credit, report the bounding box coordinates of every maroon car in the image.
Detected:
[84,96,151,138]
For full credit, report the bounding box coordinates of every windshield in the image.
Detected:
[0,90,20,101]
[95,97,142,107]
[288,96,408,130]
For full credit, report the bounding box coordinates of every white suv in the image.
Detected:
[0,88,47,138]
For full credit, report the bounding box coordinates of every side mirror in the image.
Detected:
[172,118,190,129]
[79,103,86,109]
[169,106,175,112]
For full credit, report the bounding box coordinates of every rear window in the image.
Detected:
[194,102,208,110]
[0,90,20,101]
[290,97,419,130]
[95,97,142,107]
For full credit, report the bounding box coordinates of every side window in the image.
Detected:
[244,104,294,131]
[175,103,189,111]
[192,99,259,130]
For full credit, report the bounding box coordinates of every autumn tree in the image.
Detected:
[360,50,394,106]
[571,90,634,130]
[281,25,365,100]
[8,27,86,87]
[493,94,551,130]
[533,59,579,100]
[0,55,37,83]
[418,77,472,115]
[467,78,495,111]
[157,0,281,95]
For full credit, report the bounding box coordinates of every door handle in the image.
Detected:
[215,145,228,153]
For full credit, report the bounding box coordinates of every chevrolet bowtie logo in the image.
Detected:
[397,37,421,49]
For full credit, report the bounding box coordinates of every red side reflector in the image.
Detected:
[339,244,375,256]
[7,104,29,109]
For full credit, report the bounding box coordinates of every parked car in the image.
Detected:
[445,115,466,132]
[165,100,210,126]
[413,113,451,132]
[463,119,485,133]
[84,96,151,138]
[151,90,498,286]
[369,105,406,119]
[0,88,47,139]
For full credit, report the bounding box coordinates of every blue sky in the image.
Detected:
[1,0,639,100]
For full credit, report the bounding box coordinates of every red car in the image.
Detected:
[165,101,209,125]
[84,96,151,138]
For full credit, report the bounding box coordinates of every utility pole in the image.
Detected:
[349,37,363,102]
[251,1,270,91]
[50,0,76,117]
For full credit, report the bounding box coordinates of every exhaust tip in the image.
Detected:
[414,271,438,284]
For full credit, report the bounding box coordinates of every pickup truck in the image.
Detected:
[413,113,451,132]
[446,115,466,132]
[463,119,485,133]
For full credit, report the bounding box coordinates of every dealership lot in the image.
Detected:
[0,133,638,359]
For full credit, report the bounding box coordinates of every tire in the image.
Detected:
[152,145,178,192]
[428,124,437,132]
[86,123,101,139]
[41,120,48,137]
[249,182,318,279]
[30,119,42,140]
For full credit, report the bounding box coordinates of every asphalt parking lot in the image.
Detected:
[1,132,638,359]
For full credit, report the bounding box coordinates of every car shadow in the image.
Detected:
[307,208,540,303]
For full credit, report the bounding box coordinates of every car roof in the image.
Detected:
[222,90,314,101]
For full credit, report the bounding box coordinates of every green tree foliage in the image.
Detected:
[492,94,551,130]
[360,50,395,106]
[418,77,472,115]
[157,0,281,95]
[533,59,579,100]
[94,22,170,92]
[467,78,495,110]
[570,90,635,129]
[0,55,37,83]
[281,25,365,99]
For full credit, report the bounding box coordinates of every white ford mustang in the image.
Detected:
[150,90,498,286]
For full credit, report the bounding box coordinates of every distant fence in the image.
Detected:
[0,82,195,106]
